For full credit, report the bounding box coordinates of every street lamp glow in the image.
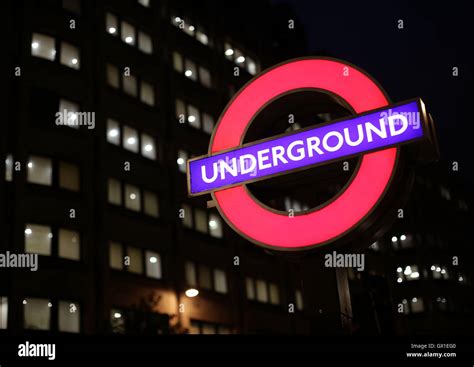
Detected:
[400,234,407,241]
[185,288,199,298]
[114,312,122,319]
[391,236,397,242]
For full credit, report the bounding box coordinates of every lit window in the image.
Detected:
[175,99,186,121]
[295,290,304,311]
[173,52,183,73]
[436,297,448,311]
[108,178,122,205]
[62,0,81,14]
[182,204,193,228]
[187,105,200,129]
[123,74,137,97]
[25,224,52,256]
[125,184,141,212]
[138,0,150,7]
[109,242,123,270]
[145,251,161,279]
[5,154,13,182]
[196,31,208,45]
[209,214,223,238]
[59,98,80,129]
[123,126,139,153]
[143,191,159,217]
[141,133,156,160]
[110,308,125,334]
[199,66,212,88]
[31,33,56,61]
[0,297,7,329]
[269,283,280,305]
[60,42,80,70]
[106,64,120,88]
[189,321,200,334]
[107,119,121,145]
[202,323,215,334]
[127,246,143,274]
[224,43,233,60]
[214,269,227,294]
[185,261,197,286]
[121,21,136,45]
[245,278,255,300]
[195,209,207,233]
[106,13,118,35]
[184,59,197,81]
[23,298,51,330]
[202,113,214,134]
[59,162,80,192]
[59,301,80,333]
[247,57,257,75]
[140,81,155,106]
[410,297,424,313]
[27,156,52,186]
[218,326,231,334]
[138,31,152,54]
[177,150,188,173]
[198,264,212,289]
[58,229,80,261]
[256,279,268,303]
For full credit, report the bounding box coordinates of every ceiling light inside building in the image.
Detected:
[391,236,397,242]
[108,27,116,34]
[114,312,122,319]
[144,144,153,152]
[185,288,199,298]
[225,48,234,56]
[177,158,185,165]
[188,115,196,123]
[125,36,133,44]
[32,42,39,49]
[108,129,119,137]
[400,234,407,241]
[149,256,157,263]
[236,56,246,63]
[184,70,193,77]
[127,137,136,145]
[25,228,32,235]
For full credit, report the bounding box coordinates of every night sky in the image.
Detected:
[275,0,474,184]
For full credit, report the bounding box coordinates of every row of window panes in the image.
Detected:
[185,261,228,294]
[181,204,223,238]
[245,277,280,305]
[31,33,80,70]
[189,320,232,334]
[396,264,456,283]
[224,42,257,75]
[175,99,215,134]
[106,64,155,106]
[108,178,159,217]
[6,155,80,191]
[25,224,80,260]
[173,52,212,88]
[105,13,153,54]
[23,298,80,332]
[400,297,424,314]
[109,242,162,279]
[106,119,157,160]
[0,297,7,329]
[171,16,210,46]
[283,197,310,212]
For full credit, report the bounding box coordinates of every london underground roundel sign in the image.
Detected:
[187,57,437,251]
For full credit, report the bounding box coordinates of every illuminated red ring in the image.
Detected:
[210,58,397,251]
